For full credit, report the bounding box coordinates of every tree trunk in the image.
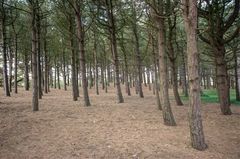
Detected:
[29,0,39,111]
[180,52,188,97]
[121,32,131,96]
[67,65,70,86]
[183,0,207,150]
[215,49,232,115]
[147,67,151,91]
[206,69,211,89]
[75,1,91,106]
[37,10,42,99]
[1,5,10,96]
[43,27,48,94]
[101,63,105,90]
[235,53,240,101]
[54,58,57,89]
[9,46,13,92]
[154,63,161,110]
[62,50,67,91]
[24,52,30,91]
[170,61,183,105]
[14,34,18,93]
[57,62,60,89]
[156,4,176,126]
[132,4,144,98]
[94,32,99,95]
[106,0,124,103]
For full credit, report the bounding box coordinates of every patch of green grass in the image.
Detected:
[180,89,240,106]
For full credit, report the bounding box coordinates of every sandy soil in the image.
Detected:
[0,86,240,159]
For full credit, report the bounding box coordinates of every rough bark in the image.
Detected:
[75,0,91,106]
[36,9,42,99]
[68,13,78,101]
[170,61,183,105]
[24,52,30,91]
[106,0,124,103]
[132,2,144,98]
[57,62,60,90]
[29,0,39,111]
[198,0,239,115]
[235,52,240,101]
[12,24,18,94]
[43,27,48,94]
[183,0,207,150]
[0,6,10,96]
[156,2,176,126]
[120,32,131,96]
[94,31,99,95]
[62,50,67,91]
[147,67,151,91]
[215,49,232,115]
[9,46,13,92]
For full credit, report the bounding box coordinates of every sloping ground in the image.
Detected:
[0,87,240,159]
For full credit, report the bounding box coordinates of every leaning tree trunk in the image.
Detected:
[183,0,207,150]
[156,4,176,126]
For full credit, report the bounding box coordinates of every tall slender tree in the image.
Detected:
[182,0,207,150]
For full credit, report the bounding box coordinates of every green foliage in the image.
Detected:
[180,89,240,106]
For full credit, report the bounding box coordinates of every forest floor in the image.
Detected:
[0,86,240,159]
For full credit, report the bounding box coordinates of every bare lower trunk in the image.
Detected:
[101,63,105,90]
[106,0,124,103]
[157,9,176,126]
[171,61,183,105]
[183,0,207,150]
[24,53,30,91]
[235,54,240,101]
[57,63,60,89]
[30,1,39,111]
[9,48,13,92]
[215,54,231,115]
[154,63,162,110]
[14,36,18,93]
[75,3,91,106]
[62,51,67,91]
[37,12,42,99]
[44,34,48,94]
[147,67,151,91]
[1,15,10,96]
